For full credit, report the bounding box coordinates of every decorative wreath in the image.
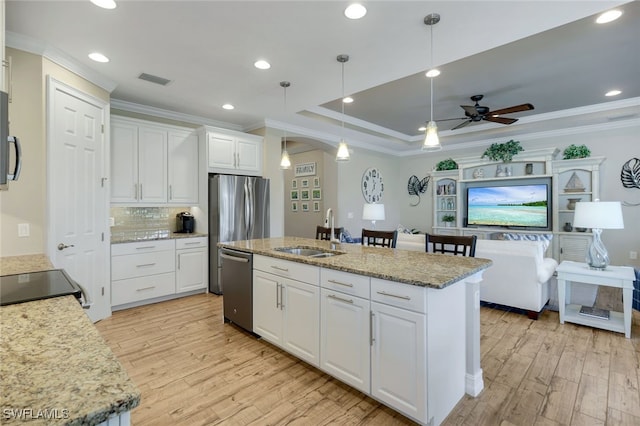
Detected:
[407,175,430,206]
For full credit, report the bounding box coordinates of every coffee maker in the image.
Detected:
[176,211,195,233]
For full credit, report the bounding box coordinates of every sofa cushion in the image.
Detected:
[395,233,425,251]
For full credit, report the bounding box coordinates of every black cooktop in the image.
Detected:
[0,269,82,306]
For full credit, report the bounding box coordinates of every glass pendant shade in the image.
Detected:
[280,148,291,169]
[336,140,350,161]
[422,121,441,151]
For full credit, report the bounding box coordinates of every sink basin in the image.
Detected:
[274,246,344,258]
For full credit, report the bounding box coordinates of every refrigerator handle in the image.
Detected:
[247,179,254,237]
[8,136,22,181]
[243,179,251,240]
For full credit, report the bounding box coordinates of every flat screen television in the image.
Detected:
[466,183,550,229]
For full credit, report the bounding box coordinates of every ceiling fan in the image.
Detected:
[439,95,534,131]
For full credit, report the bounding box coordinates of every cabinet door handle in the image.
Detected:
[275,283,280,309]
[184,241,201,246]
[280,283,285,310]
[136,246,156,250]
[169,184,172,200]
[376,291,411,301]
[136,263,156,268]
[177,254,180,270]
[327,294,353,304]
[328,279,353,288]
[271,265,289,272]
[370,311,375,346]
[140,184,143,200]
[136,286,155,292]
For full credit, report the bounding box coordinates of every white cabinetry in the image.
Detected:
[204,127,263,176]
[175,237,207,293]
[111,240,176,306]
[320,269,371,393]
[253,255,320,366]
[552,157,604,262]
[370,279,427,422]
[111,117,199,204]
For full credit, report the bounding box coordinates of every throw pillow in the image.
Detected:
[503,233,553,253]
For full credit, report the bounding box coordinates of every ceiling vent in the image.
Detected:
[138,73,172,86]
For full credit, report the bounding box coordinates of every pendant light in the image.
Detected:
[279,81,291,169]
[422,13,442,152]
[336,54,351,162]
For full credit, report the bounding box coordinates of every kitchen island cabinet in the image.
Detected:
[219,237,491,426]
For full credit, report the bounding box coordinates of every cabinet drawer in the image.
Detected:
[320,268,370,299]
[176,237,208,250]
[254,255,319,285]
[111,250,175,280]
[111,239,175,256]
[112,272,175,306]
[371,278,427,314]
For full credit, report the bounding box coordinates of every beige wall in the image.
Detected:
[0,48,109,257]
[258,126,285,238]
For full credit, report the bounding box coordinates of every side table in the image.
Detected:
[556,261,635,338]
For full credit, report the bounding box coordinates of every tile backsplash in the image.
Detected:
[110,207,191,240]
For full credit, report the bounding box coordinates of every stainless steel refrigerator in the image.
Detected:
[209,174,270,294]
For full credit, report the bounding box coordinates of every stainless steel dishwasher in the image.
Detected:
[220,248,253,333]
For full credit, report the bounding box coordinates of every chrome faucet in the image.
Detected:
[325,208,341,245]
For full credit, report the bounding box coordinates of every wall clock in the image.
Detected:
[361,167,384,203]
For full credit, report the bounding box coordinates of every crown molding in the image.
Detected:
[6,31,118,92]
[111,99,243,131]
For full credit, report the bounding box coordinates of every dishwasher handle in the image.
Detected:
[221,252,250,263]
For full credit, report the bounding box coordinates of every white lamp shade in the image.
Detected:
[573,201,624,229]
[336,140,350,161]
[363,203,385,221]
[422,121,442,151]
[280,149,291,169]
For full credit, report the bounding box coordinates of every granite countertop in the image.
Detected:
[0,296,141,425]
[219,237,492,289]
[0,254,55,276]
[111,231,207,244]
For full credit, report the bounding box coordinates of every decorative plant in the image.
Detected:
[481,139,523,163]
[562,144,591,160]
[442,214,455,223]
[435,158,458,171]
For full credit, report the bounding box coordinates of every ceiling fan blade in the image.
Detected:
[436,117,467,122]
[484,116,518,125]
[489,103,534,116]
[451,120,472,130]
[461,105,478,116]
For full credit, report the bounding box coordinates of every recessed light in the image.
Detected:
[222,104,235,110]
[605,89,622,97]
[88,52,109,63]
[90,0,117,9]
[343,96,354,104]
[596,9,622,24]
[254,60,271,70]
[426,68,440,78]
[418,126,426,132]
[344,4,367,20]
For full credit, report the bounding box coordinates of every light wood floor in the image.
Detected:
[96,293,640,426]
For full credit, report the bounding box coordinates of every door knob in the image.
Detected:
[57,243,75,251]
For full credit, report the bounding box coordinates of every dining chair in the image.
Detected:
[361,229,398,248]
[425,234,477,257]
[316,226,344,241]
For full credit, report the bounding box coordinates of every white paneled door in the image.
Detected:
[48,78,110,322]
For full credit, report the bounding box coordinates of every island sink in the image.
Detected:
[273,246,344,258]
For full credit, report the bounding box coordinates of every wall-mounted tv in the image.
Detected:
[466,183,550,229]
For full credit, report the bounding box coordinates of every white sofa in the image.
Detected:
[395,233,567,319]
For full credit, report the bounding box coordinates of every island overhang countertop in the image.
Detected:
[218,237,492,289]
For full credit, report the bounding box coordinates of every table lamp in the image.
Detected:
[573,200,624,270]
[363,203,385,229]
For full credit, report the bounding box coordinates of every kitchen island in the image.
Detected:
[0,256,140,425]
[218,237,492,426]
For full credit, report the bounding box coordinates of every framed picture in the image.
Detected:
[290,190,299,200]
[301,179,309,188]
[294,162,316,177]
[301,202,309,212]
[313,177,320,188]
[291,202,298,212]
[312,189,322,200]
[300,189,310,200]
[313,201,320,212]
[291,179,298,189]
